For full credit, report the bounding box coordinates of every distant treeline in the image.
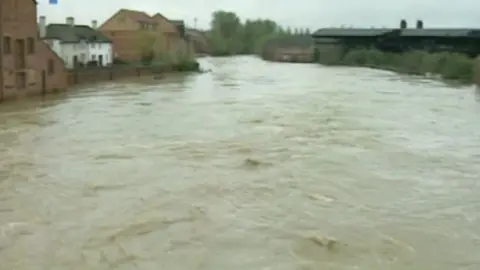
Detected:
[205,10,311,56]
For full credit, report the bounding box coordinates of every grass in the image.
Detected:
[318,48,477,84]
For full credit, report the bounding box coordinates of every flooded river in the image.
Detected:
[1,56,479,269]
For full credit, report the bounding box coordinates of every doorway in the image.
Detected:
[73,55,78,68]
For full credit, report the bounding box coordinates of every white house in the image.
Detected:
[38,16,113,69]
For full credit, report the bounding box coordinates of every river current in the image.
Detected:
[1,56,479,269]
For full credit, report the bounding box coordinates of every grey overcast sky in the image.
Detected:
[37,0,478,30]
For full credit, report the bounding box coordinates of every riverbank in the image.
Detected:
[68,61,200,86]
[318,49,478,84]
[0,61,200,103]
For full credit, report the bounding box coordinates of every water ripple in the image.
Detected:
[0,56,479,269]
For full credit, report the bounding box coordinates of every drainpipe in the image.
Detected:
[0,0,4,102]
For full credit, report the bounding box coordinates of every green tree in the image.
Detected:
[205,10,301,56]
[242,19,279,53]
[208,10,243,55]
[285,27,292,35]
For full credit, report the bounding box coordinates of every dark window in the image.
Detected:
[27,37,35,54]
[47,59,54,75]
[3,36,11,54]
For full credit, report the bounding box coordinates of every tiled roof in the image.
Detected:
[120,9,154,23]
[312,28,395,37]
[186,28,206,37]
[152,13,185,35]
[152,13,168,21]
[44,24,111,43]
[169,20,186,36]
[313,27,480,38]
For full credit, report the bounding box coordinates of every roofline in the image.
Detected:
[39,40,67,67]
[152,12,168,21]
[44,24,112,43]
[42,38,112,44]
[312,27,480,38]
[59,41,112,44]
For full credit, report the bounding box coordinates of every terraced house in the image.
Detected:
[39,16,113,68]
[98,9,193,63]
[0,0,67,102]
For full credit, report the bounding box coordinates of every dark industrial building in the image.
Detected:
[312,20,480,57]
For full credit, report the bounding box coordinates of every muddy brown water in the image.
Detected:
[1,56,480,269]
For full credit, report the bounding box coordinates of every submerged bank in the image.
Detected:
[0,60,200,103]
[318,49,479,84]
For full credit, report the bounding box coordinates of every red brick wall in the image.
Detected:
[36,41,68,93]
[102,30,140,61]
[1,0,67,101]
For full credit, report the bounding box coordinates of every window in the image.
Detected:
[91,54,96,60]
[91,43,95,48]
[3,36,11,54]
[27,37,35,54]
[47,59,54,75]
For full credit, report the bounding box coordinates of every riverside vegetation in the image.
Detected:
[132,29,200,72]
[205,10,309,57]
[129,9,308,70]
[136,8,477,84]
[319,48,477,84]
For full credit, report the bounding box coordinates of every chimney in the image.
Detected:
[39,16,46,38]
[91,20,98,29]
[400,19,407,29]
[66,16,74,26]
[416,20,423,29]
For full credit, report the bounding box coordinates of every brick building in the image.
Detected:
[185,28,210,55]
[99,9,193,63]
[0,0,67,102]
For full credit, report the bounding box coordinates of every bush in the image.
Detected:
[172,60,200,71]
[437,53,473,82]
[321,48,476,84]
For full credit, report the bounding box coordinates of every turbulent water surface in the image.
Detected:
[1,56,479,270]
